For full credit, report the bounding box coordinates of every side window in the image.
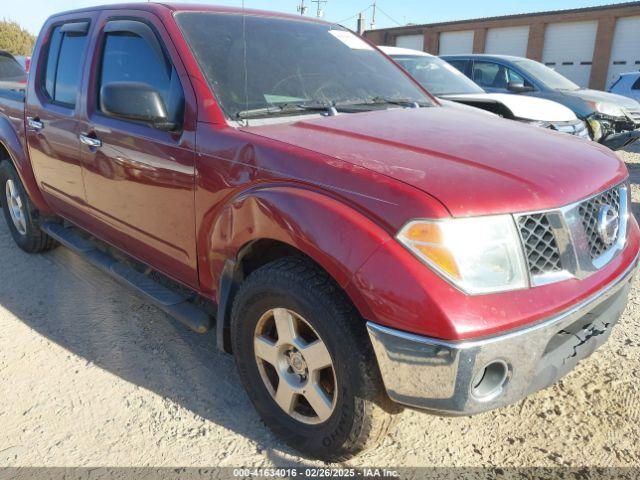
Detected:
[43,24,89,106]
[507,69,525,84]
[632,76,640,90]
[446,59,468,75]
[473,61,513,90]
[506,68,534,88]
[99,27,184,126]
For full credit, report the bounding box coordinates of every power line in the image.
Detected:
[375,5,403,27]
[336,5,372,26]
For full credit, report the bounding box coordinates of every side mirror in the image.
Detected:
[100,82,177,131]
[507,81,534,93]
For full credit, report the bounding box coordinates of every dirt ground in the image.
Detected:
[0,148,639,469]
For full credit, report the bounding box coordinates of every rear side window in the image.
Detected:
[446,59,468,75]
[99,30,184,125]
[43,24,89,106]
[632,76,640,90]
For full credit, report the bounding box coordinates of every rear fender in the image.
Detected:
[0,117,51,213]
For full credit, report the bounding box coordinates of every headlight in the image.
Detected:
[588,118,604,141]
[590,101,625,118]
[397,216,529,295]
[527,120,552,129]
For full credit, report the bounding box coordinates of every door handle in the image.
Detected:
[27,117,44,131]
[79,133,102,149]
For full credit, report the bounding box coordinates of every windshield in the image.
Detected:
[391,55,484,95]
[0,54,26,80]
[175,13,434,119]
[514,58,580,91]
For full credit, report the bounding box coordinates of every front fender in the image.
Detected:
[203,185,394,351]
[0,115,51,214]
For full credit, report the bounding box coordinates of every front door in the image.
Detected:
[78,12,199,287]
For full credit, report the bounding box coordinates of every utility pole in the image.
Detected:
[311,0,328,18]
[357,12,366,35]
[297,0,308,15]
[371,0,377,30]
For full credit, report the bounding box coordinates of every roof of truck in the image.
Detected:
[379,46,433,58]
[49,2,331,25]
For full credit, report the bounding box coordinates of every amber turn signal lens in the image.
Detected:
[413,243,460,279]
[403,222,444,244]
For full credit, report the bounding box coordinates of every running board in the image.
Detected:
[41,222,212,334]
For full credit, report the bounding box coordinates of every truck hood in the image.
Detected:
[442,92,577,122]
[242,107,627,217]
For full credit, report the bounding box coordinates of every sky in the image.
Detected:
[4,0,636,35]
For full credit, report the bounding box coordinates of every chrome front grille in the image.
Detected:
[577,187,621,259]
[515,184,629,286]
[518,214,563,275]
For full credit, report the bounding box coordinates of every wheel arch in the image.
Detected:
[210,186,391,353]
[0,118,51,214]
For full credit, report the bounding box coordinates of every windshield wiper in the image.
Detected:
[342,97,431,109]
[237,102,337,120]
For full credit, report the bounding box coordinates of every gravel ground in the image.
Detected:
[0,149,639,469]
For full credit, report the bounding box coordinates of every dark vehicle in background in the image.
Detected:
[0,51,27,91]
[381,46,590,141]
[442,54,640,150]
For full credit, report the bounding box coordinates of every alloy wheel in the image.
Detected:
[253,308,337,425]
[5,179,27,235]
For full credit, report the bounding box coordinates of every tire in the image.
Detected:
[0,161,57,253]
[231,256,400,461]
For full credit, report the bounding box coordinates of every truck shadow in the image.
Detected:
[0,222,325,466]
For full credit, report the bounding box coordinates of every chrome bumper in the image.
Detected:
[367,254,638,416]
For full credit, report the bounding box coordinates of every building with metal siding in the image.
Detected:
[363,2,640,89]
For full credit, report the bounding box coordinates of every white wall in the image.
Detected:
[607,16,640,88]
[485,26,530,57]
[542,21,598,87]
[395,34,424,51]
[438,30,474,55]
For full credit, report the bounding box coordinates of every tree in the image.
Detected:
[0,20,36,56]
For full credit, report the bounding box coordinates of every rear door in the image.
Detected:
[25,16,94,220]
[77,10,199,287]
[444,58,471,77]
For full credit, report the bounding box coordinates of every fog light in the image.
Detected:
[472,360,509,400]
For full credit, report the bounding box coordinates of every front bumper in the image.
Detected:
[601,130,640,151]
[588,113,640,150]
[367,253,638,416]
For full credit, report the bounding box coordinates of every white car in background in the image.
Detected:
[380,46,590,140]
[609,72,640,102]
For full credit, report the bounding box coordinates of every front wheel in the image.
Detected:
[231,257,400,461]
[0,161,56,253]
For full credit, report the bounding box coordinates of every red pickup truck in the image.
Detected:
[0,3,638,461]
